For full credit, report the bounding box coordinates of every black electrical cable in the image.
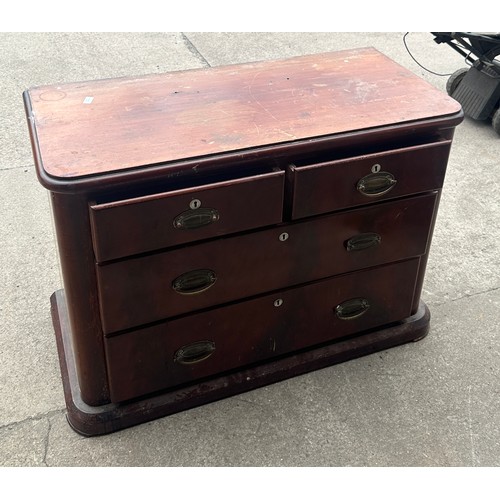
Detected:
[403,32,453,77]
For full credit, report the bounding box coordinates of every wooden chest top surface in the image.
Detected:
[25,47,461,179]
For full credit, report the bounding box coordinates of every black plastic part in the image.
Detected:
[452,67,500,120]
[492,108,500,135]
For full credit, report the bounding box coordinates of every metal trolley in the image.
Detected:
[431,32,500,135]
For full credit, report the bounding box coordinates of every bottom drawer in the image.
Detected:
[105,258,420,402]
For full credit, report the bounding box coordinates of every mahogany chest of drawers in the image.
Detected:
[24,48,463,435]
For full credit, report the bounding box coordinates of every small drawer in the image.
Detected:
[104,258,420,402]
[96,193,437,334]
[288,139,451,219]
[89,169,285,261]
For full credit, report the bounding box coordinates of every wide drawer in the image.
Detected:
[288,139,451,219]
[104,258,420,402]
[97,192,437,333]
[90,169,285,262]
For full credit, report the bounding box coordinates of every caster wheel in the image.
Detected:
[446,68,468,96]
[492,108,500,135]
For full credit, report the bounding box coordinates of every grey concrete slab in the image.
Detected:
[0,414,51,466]
[0,168,64,425]
[422,119,500,306]
[1,32,499,467]
[331,288,500,467]
[0,32,206,170]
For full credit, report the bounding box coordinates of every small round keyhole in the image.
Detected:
[279,232,289,242]
[274,298,283,307]
[189,199,202,210]
[371,164,381,173]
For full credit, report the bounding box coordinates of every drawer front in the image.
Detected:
[90,169,285,262]
[97,193,437,333]
[289,139,451,219]
[105,258,420,402]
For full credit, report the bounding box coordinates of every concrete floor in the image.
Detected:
[0,32,499,467]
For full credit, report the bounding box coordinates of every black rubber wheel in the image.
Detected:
[492,108,500,135]
[446,68,468,96]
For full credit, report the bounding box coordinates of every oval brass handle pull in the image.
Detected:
[173,207,219,230]
[174,340,216,365]
[357,172,397,197]
[172,269,217,295]
[346,232,381,252]
[335,298,370,320]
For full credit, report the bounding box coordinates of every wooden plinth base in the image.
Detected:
[51,289,430,436]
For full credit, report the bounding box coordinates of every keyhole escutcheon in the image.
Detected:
[189,199,202,210]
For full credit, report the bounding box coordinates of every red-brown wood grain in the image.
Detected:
[25,48,461,179]
[26,47,463,432]
[90,169,284,262]
[51,289,431,435]
[289,138,452,219]
[104,258,420,402]
[96,193,437,334]
[50,192,110,405]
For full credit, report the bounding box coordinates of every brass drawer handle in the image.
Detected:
[346,232,381,252]
[173,207,219,230]
[335,298,370,320]
[357,172,397,197]
[172,269,217,295]
[174,340,216,365]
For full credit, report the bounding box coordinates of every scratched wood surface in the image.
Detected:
[26,47,461,179]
